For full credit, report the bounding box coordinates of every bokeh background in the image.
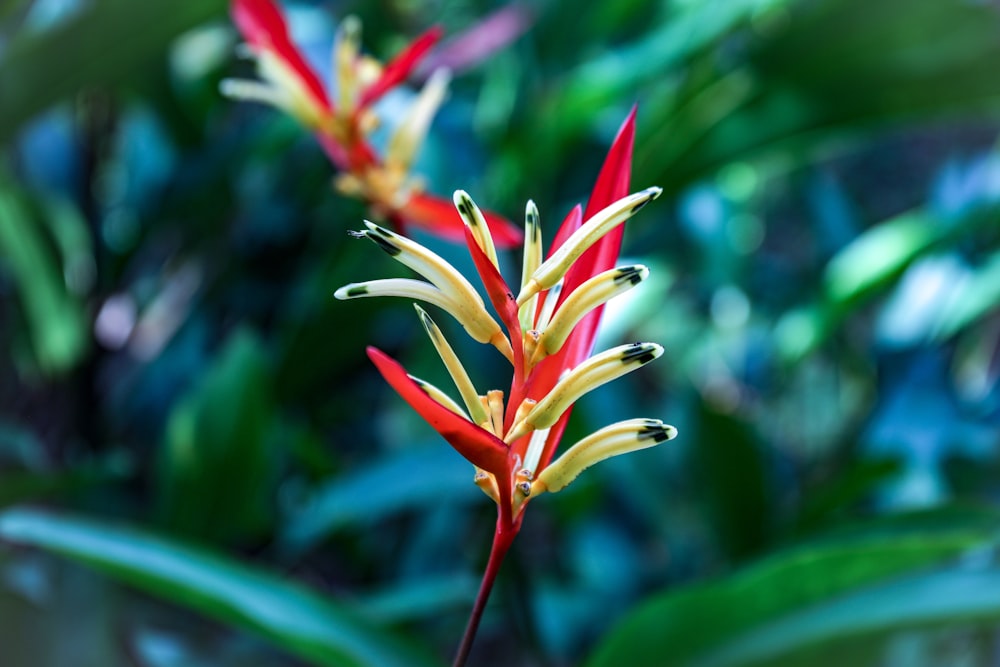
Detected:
[3,0,1000,665]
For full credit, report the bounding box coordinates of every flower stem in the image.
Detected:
[452,526,515,667]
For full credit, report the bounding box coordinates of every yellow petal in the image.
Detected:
[517,187,661,305]
[505,342,663,442]
[408,375,471,420]
[533,418,676,494]
[453,190,499,270]
[356,223,505,347]
[387,69,451,172]
[414,305,490,426]
[518,200,543,332]
[535,265,649,359]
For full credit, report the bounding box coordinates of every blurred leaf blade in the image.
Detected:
[690,401,772,560]
[556,0,785,122]
[281,447,480,554]
[586,507,1000,667]
[157,329,278,544]
[823,211,940,306]
[933,250,1000,340]
[692,567,1000,667]
[0,507,442,667]
[0,179,88,374]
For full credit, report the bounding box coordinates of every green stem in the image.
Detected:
[452,524,516,667]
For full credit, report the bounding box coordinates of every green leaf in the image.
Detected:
[823,212,940,306]
[792,458,902,535]
[776,201,1000,361]
[932,250,1000,340]
[557,0,785,124]
[0,508,441,667]
[0,180,88,374]
[156,329,277,544]
[0,0,227,143]
[281,447,481,554]
[690,567,1000,667]
[689,401,772,560]
[586,507,1000,667]
[358,574,478,625]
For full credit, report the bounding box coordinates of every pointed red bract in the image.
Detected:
[563,106,636,298]
[529,109,637,472]
[583,106,638,221]
[522,111,637,402]
[400,193,468,242]
[358,26,444,109]
[405,193,523,247]
[367,347,511,477]
[231,0,332,114]
[462,226,524,389]
[555,108,636,367]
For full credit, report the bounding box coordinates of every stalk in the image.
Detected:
[452,522,517,667]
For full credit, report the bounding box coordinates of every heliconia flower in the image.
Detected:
[334,110,676,531]
[222,0,523,247]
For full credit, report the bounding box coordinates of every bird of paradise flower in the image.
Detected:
[335,110,676,665]
[223,0,522,246]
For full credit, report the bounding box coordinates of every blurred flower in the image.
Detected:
[335,110,675,663]
[223,0,521,246]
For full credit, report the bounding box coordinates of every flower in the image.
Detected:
[223,0,522,246]
[335,110,676,533]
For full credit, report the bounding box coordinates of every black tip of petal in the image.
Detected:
[614,266,644,285]
[345,285,368,297]
[417,309,441,340]
[630,187,662,214]
[457,197,477,224]
[621,343,657,365]
[526,208,539,230]
[367,232,402,256]
[638,423,674,443]
[630,198,652,214]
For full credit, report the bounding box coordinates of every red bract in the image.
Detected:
[403,192,524,248]
[225,0,522,247]
[231,0,331,114]
[366,347,510,480]
[356,26,443,110]
[519,107,638,472]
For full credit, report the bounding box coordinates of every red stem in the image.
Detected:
[452,524,516,667]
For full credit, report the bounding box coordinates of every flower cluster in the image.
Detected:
[335,112,676,535]
[223,0,522,246]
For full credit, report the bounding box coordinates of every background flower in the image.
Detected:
[224,0,523,245]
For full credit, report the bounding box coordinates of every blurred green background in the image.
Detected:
[2,0,1000,665]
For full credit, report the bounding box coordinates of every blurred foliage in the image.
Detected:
[0,508,438,667]
[156,329,277,544]
[1,0,1000,665]
[587,506,1000,666]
